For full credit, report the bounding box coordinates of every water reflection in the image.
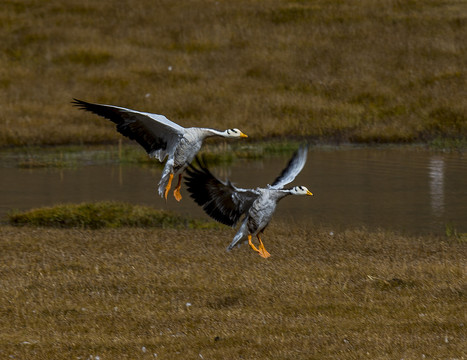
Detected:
[1,148,466,235]
[428,156,445,216]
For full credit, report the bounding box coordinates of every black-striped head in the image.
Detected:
[225,128,248,138]
[291,186,313,196]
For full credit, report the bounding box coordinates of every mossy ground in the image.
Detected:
[7,202,219,230]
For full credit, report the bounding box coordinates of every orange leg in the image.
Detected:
[164,173,174,200]
[248,234,260,253]
[248,234,270,258]
[257,234,270,258]
[173,174,183,201]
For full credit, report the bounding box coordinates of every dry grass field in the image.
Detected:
[1,1,466,358]
[0,222,465,359]
[1,0,466,147]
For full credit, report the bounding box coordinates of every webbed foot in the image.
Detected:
[164,173,174,200]
[173,174,183,201]
[248,234,271,258]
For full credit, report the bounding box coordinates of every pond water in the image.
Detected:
[1,147,466,235]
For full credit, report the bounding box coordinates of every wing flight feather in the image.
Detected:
[270,145,308,189]
[72,99,184,158]
[184,157,258,227]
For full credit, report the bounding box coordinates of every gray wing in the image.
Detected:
[184,157,259,227]
[72,99,184,161]
[270,145,308,189]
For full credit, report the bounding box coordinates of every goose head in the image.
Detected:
[290,186,313,196]
[224,128,248,138]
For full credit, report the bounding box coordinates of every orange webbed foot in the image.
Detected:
[248,234,271,258]
[173,188,182,201]
[173,174,182,201]
[164,173,174,200]
[257,235,271,258]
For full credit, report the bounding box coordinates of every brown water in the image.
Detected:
[1,147,466,235]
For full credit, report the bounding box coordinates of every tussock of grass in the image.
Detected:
[0,224,464,358]
[8,202,218,230]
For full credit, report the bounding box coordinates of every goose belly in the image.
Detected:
[247,198,276,235]
[173,137,202,173]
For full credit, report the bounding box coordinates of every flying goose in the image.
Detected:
[184,145,313,258]
[72,99,247,201]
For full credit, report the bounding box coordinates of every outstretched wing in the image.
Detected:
[270,145,308,189]
[184,157,258,227]
[72,99,184,160]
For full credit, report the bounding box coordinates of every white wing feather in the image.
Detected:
[72,99,185,161]
[269,145,308,189]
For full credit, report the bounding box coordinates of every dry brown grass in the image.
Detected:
[1,0,466,147]
[0,223,465,359]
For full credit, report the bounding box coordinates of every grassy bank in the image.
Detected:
[7,202,219,230]
[1,0,466,147]
[2,139,465,172]
[0,140,307,169]
[0,223,465,359]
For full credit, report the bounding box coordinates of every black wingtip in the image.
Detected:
[71,98,90,110]
[184,156,255,228]
[185,155,213,178]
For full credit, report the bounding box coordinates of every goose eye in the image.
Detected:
[231,129,238,133]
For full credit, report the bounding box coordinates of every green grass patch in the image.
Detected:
[445,223,467,243]
[8,202,219,229]
[1,142,312,169]
[428,137,467,152]
[234,140,305,159]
